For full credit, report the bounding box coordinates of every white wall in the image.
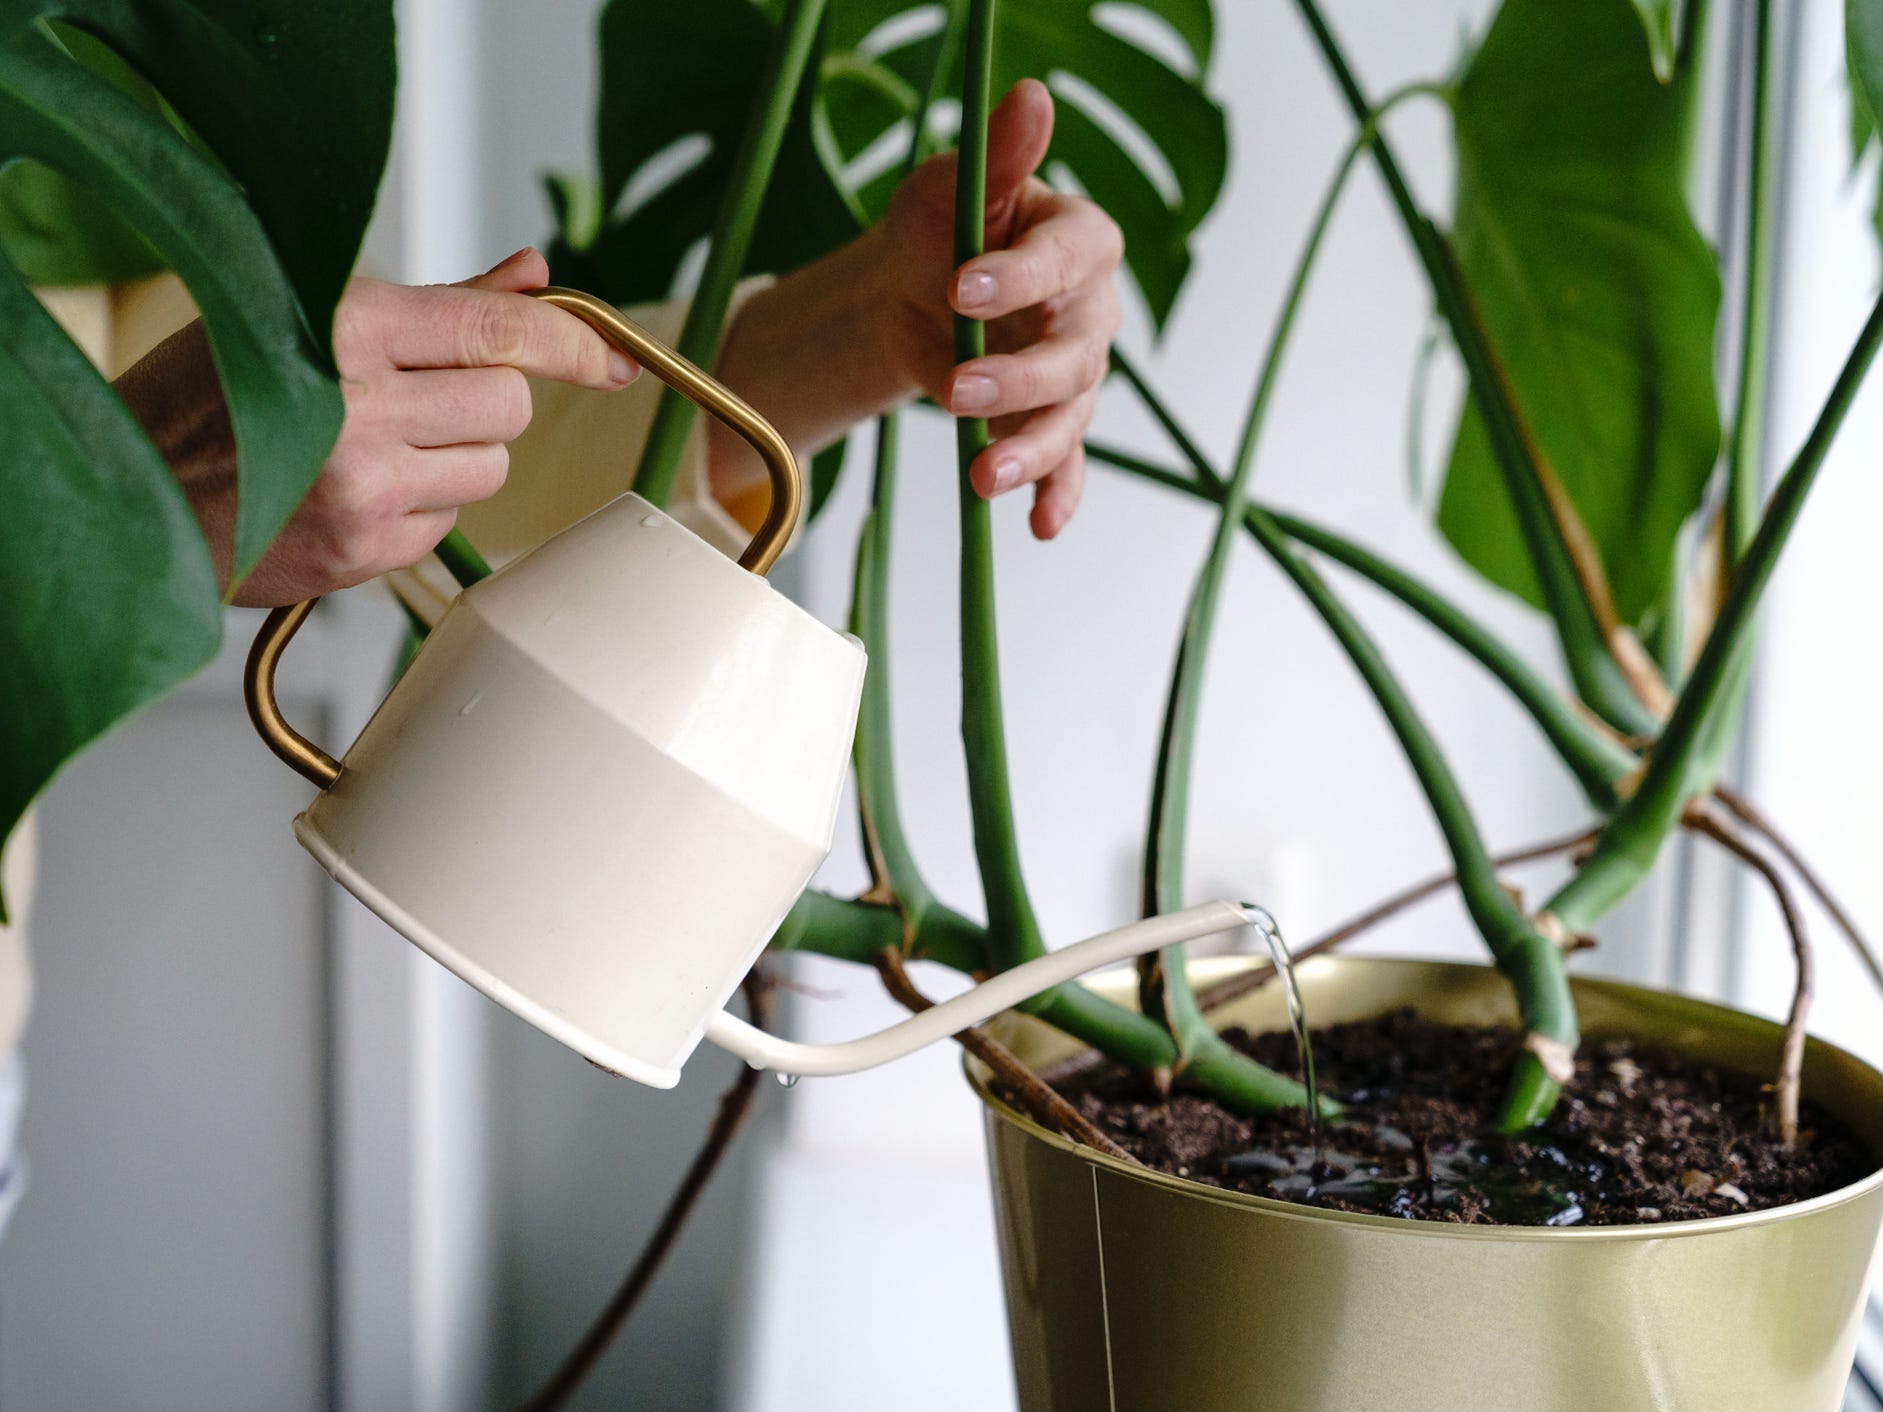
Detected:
[0,649,335,1410]
[0,592,411,1411]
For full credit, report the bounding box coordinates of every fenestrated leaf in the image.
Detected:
[36,7,391,371]
[1848,0,1883,251]
[1628,0,1681,83]
[0,4,393,906]
[554,0,1227,333]
[0,25,165,285]
[0,259,219,915]
[0,156,160,283]
[1436,0,1721,625]
[1852,0,1883,131]
[17,2,396,570]
[547,0,857,307]
[808,436,846,522]
[821,0,1226,330]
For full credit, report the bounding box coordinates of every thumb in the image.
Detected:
[982,79,1054,228]
[454,247,551,294]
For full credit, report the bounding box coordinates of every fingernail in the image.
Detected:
[607,351,638,385]
[952,374,997,412]
[957,271,997,311]
[990,455,1022,493]
[491,247,533,272]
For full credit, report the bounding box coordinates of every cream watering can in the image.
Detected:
[246,288,1265,1087]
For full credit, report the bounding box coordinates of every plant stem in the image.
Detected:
[772,891,1327,1115]
[1686,809,1810,1147]
[845,0,967,923]
[631,0,827,507]
[771,888,988,973]
[1036,984,1323,1115]
[1193,826,1599,1016]
[1274,511,1636,806]
[1687,0,1779,788]
[901,0,968,179]
[1138,119,1368,1059]
[1085,443,1637,808]
[1724,0,1777,563]
[434,529,490,588]
[875,950,1136,1161]
[849,414,937,922]
[1287,0,1658,738]
[1249,505,1576,1128]
[1713,784,1883,999]
[1546,294,1883,933]
[1097,373,1576,1126]
[1109,348,1223,492]
[1083,438,1203,495]
[953,0,1046,969]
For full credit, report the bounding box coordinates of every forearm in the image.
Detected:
[706,227,919,523]
[114,319,239,588]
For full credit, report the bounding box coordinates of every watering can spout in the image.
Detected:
[701,901,1261,1078]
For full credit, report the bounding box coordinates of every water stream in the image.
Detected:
[1221,907,1591,1222]
[1241,904,1324,1178]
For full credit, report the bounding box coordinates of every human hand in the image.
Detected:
[874,79,1123,538]
[119,247,636,606]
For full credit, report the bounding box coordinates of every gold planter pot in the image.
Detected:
[970,957,1883,1412]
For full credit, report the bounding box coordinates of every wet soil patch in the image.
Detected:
[1053,1009,1877,1226]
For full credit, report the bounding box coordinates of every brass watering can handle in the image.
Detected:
[528,287,802,575]
[245,284,805,789]
[244,598,342,788]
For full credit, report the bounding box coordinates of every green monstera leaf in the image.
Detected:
[1435,0,1721,626]
[820,0,1226,330]
[550,0,1226,333]
[1848,0,1883,249]
[545,0,856,309]
[0,155,161,283]
[1627,0,1682,82]
[0,25,163,284]
[0,3,394,912]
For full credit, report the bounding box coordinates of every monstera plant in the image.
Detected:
[9,0,1883,1401]
[533,0,1880,1133]
[510,0,1883,1398]
[0,3,395,918]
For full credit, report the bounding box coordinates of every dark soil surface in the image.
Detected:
[1053,1009,1878,1226]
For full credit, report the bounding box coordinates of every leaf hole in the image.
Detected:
[853,6,949,61]
[1091,3,1202,80]
[610,132,714,226]
[839,119,918,191]
[1047,70,1180,208]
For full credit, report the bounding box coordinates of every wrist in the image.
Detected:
[706,228,918,518]
[115,318,240,588]
[115,320,234,489]
[839,222,925,399]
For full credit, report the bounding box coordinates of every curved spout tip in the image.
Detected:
[1236,900,1282,938]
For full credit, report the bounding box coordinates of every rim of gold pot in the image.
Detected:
[967,954,1883,1242]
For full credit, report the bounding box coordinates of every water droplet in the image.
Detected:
[775,1072,800,1088]
[458,693,483,717]
[641,513,664,528]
